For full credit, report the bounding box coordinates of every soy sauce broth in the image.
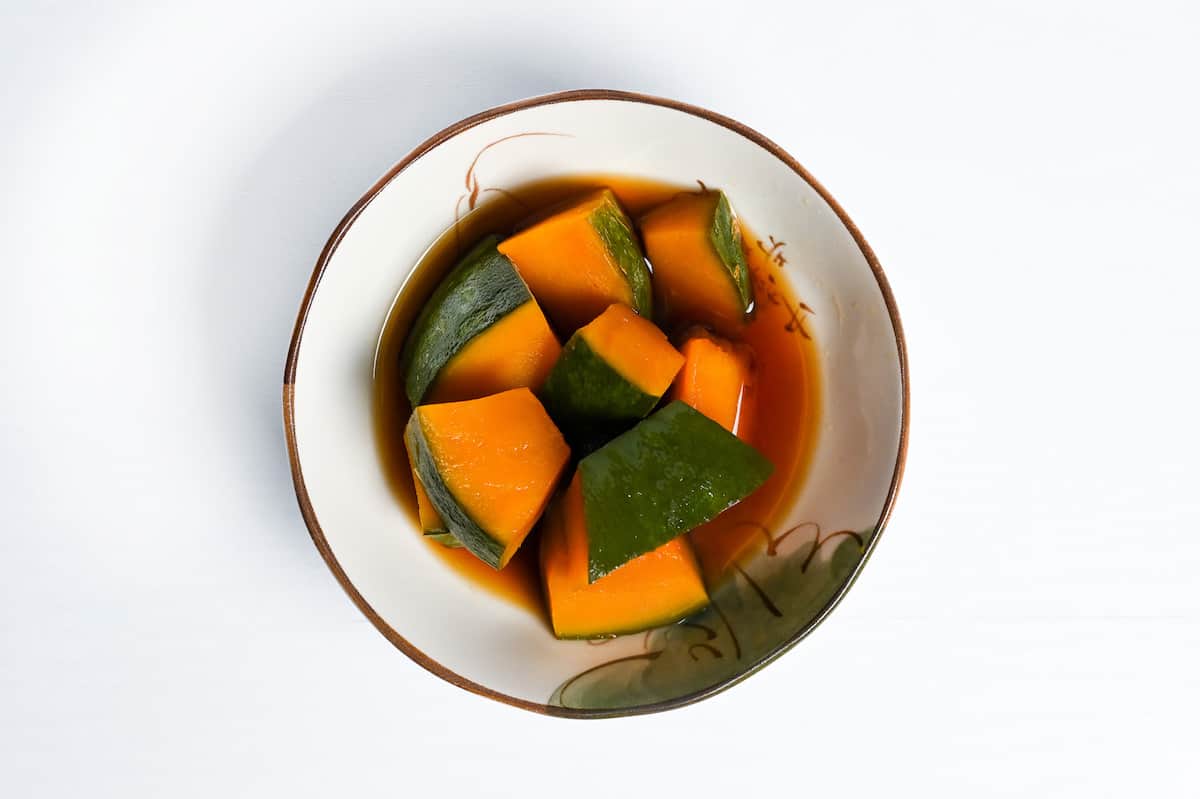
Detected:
[373,175,821,618]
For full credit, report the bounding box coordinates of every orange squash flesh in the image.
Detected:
[641,192,747,335]
[578,304,684,398]
[498,190,640,334]
[670,333,754,437]
[427,300,560,404]
[416,388,570,567]
[541,474,710,639]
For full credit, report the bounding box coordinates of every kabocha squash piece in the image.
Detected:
[541,303,684,451]
[578,401,774,581]
[428,302,560,405]
[541,474,709,639]
[498,189,651,334]
[400,235,560,406]
[405,388,570,568]
[404,435,460,547]
[640,191,753,334]
[670,332,754,437]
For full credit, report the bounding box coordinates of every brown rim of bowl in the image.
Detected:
[282,89,909,719]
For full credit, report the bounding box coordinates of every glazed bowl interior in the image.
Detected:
[285,91,906,717]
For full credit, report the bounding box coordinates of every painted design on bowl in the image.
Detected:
[453,131,571,250]
[755,235,816,340]
[551,521,873,709]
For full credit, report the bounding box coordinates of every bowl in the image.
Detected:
[284,90,908,717]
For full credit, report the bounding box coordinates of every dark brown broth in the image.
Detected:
[372,175,821,618]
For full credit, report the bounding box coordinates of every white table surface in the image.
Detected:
[3,1,1197,795]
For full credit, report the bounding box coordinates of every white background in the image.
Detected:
[2,1,1197,795]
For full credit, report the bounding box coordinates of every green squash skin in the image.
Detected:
[708,192,754,313]
[404,412,505,568]
[540,335,660,452]
[424,531,463,548]
[399,235,532,406]
[589,198,653,318]
[578,401,774,582]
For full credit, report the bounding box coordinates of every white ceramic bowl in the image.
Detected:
[284,90,908,717]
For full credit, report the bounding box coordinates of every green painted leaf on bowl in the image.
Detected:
[549,524,874,710]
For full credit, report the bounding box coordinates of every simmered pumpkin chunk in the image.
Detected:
[428,300,560,404]
[541,303,683,451]
[401,236,560,406]
[498,189,651,334]
[671,332,754,437]
[541,474,709,639]
[405,388,570,568]
[579,401,774,581]
[640,191,753,334]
